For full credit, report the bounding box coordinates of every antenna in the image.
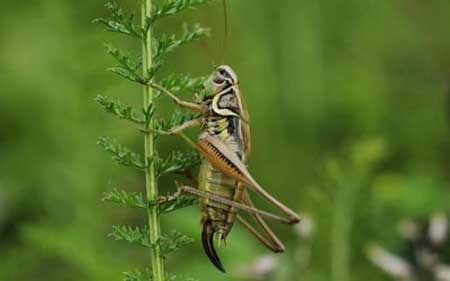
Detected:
[221,0,228,64]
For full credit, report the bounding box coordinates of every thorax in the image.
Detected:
[201,90,245,158]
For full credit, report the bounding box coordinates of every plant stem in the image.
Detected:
[331,181,357,281]
[141,1,165,280]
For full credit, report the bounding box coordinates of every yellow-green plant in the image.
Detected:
[94,1,214,280]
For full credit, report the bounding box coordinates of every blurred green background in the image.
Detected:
[1,0,450,280]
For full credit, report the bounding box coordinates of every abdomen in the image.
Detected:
[198,117,246,238]
[198,159,242,238]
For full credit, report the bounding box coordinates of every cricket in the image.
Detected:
[149,65,301,272]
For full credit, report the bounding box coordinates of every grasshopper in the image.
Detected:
[150,65,300,272]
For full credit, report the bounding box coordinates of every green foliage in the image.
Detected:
[93,2,143,38]
[160,74,207,95]
[110,225,151,247]
[159,230,195,257]
[122,270,151,281]
[94,2,210,85]
[156,110,197,132]
[110,226,194,258]
[102,189,147,209]
[6,0,450,280]
[153,24,209,63]
[147,26,209,82]
[143,104,156,127]
[147,0,214,26]
[97,137,145,169]
[155,193,198,214]
[96,95,144,124]
[156,150,201,177]
[105,44,144,83]
[167,275,198,281]
[103,188,197,214]
[94,1,213,280]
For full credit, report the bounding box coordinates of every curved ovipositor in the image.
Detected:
[202,219,226,273]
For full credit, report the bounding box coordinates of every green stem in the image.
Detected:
[141,1,165,280]
[331,181,357,281]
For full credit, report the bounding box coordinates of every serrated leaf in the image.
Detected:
[93,2,143,38]
[160,230,194,257]
[153,24,209,63]
[105,44,144,83]
[160,74,207,95]
[144,61,163,82]
[97,137,145,169]
[123,269,152,281]
[102,189,147,209]
[110,226,194,257]
[156,110,198,132]
[110,225,150,247]
[147,0,215,27]
[167,273,199,281]
[142,104,156,127]
[96,95,144,124]
[157,150,201,177]
[154,193,198,214]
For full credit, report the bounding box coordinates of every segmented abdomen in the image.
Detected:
[198,116,246,240]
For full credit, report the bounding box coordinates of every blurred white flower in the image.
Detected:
[430,213,448,247]
[237,255,279,281]
[294,213,315,240]
[435,264,450,281]
[369,212,450,281]
[367,244,413,280]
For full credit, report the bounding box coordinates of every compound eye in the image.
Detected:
[213,74,226,84]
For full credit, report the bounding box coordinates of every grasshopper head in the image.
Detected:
[203,65,238,98]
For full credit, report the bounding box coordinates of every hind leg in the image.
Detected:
[177,185,293,224]
[237,190,286,253]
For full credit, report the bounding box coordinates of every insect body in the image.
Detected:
[151,66,300,273]
[198,67,250,270]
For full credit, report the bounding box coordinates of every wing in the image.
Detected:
[235,86,251,159]
[198,134,258,188]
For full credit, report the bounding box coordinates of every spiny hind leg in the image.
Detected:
[236,215,285,253]
[173,185,287,252]
[244,183,300,224]
[238,191,286,252]
[177,185,293,224]
[160,184,294,226]
[157,185,287,254]
[198,134,300,224]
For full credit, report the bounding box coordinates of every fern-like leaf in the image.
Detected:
[105,44,144,83]
[152,193,198,214]
[156,110,198,132]
[110,226,194,258]
[102,189,147,209]
[160,74,207,96]
[93,2,143,38]
[96,95,144,124]
[123,270,151,281]
[160,230,194,257]
[157,150,201,177]
[110,225,150,247]
[153,24,209,63]
[97,137,145,169]
[146,0,215,28]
